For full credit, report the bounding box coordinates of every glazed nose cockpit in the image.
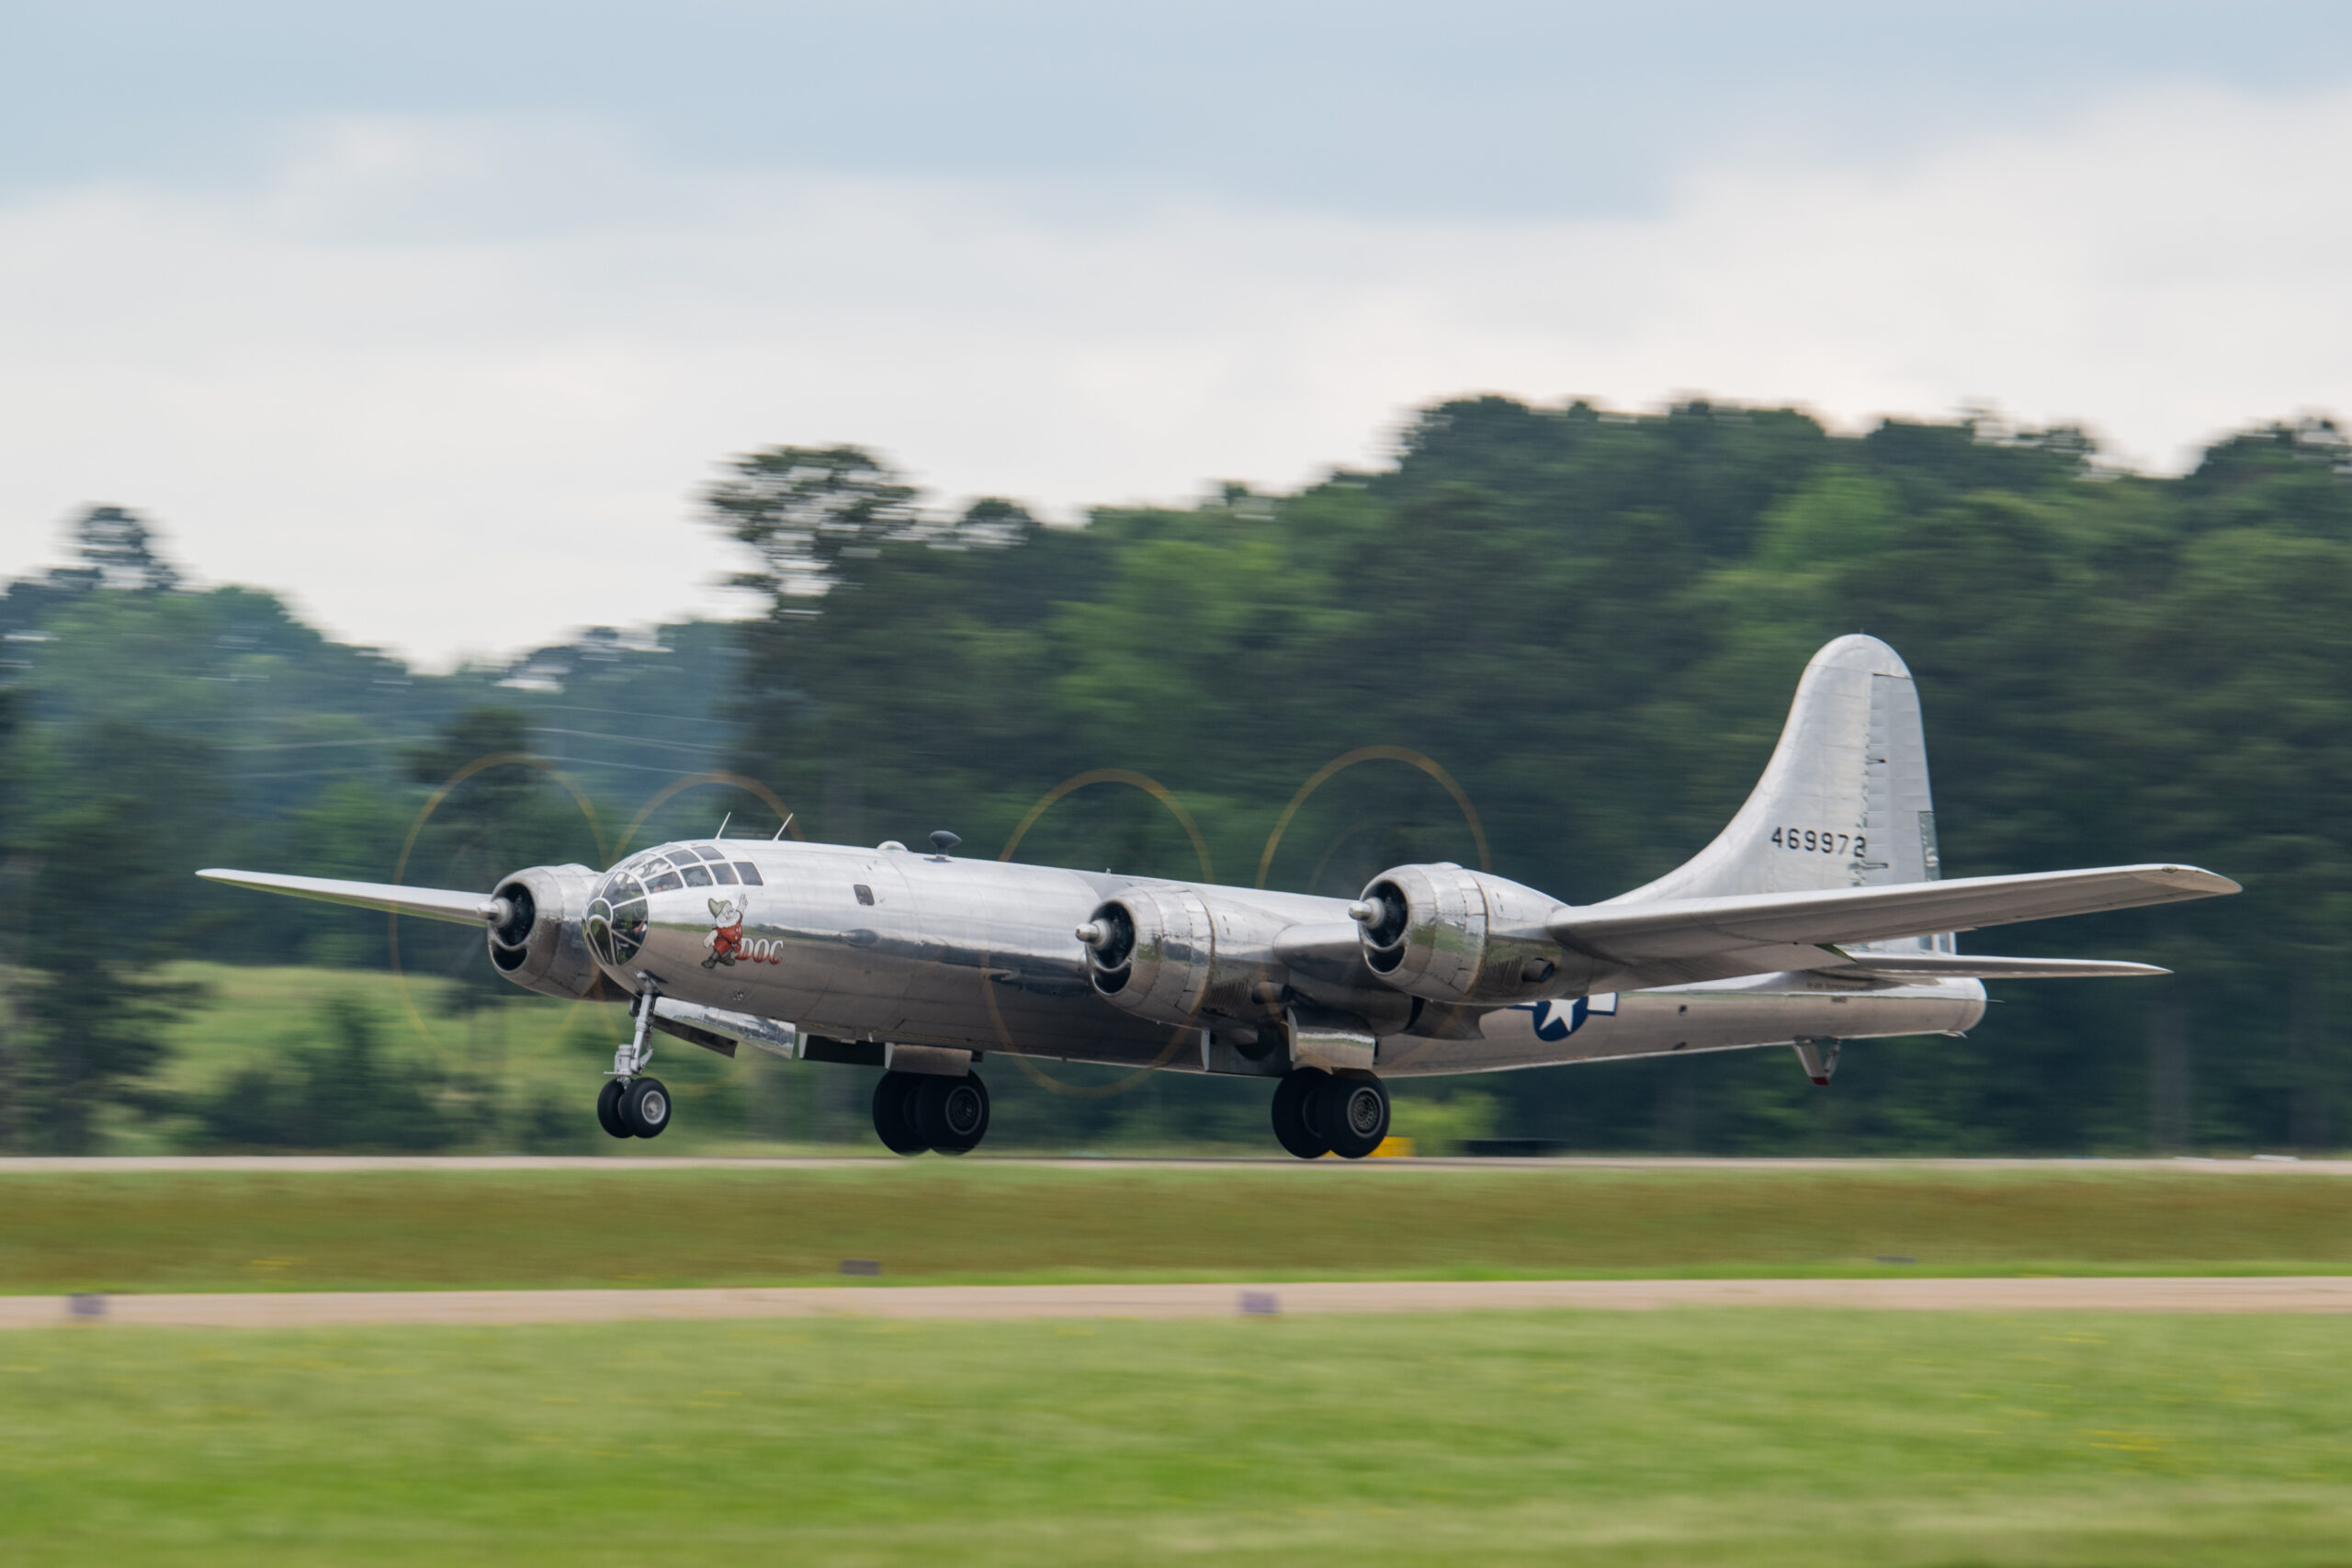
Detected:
[583,867,649,970]
[583,844,767,971]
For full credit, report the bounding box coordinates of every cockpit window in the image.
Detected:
[734,862,763,885]
[587,869,651,966]
[603,846,739,899]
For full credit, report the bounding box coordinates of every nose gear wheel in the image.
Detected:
[596,1077,630,1139]
[621,1077,671,1138]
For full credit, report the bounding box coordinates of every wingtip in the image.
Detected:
[2157,865,2242,897]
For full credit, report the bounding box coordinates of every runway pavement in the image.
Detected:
[4,1156,2349,1173]
[6,1275,2351,1329]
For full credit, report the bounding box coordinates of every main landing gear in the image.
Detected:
[599,989,672,1140]
[871,1069,990,1156]
[1270,1067,1389,1159]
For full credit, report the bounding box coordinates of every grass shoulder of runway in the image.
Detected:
[5,1309,2350,1567]
[4,1163,2350,1295]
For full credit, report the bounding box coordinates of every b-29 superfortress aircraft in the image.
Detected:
[204,636,2236,1157]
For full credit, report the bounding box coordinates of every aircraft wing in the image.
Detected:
[198,868,503,927]
[1272,921,1378,982]
[1811,951,2167,980]
[1550,863,2236,965]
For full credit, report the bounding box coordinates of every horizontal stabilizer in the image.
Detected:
[197,868,502,927]
[1553,863,2237,965]
[1814,951,2169,981]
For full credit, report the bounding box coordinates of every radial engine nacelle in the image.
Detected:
[1076,886,1291,1027]
[485,863,625,1003]
[1351,863,1599,1007]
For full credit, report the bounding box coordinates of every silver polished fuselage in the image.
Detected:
[591,838,1984,1077]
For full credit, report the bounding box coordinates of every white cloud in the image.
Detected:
[2,85,2346,663]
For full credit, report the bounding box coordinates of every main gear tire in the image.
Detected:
[913,1072,990,1154]
[621,1077,672,1139]
[1318,1070,1389,1159]
[596,1077,632,1139]
[1271,1069,1331,1159]
[871,1071,929,1156]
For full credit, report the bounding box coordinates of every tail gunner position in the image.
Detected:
[203,637,2236,1157]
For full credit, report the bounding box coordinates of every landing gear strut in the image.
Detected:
[872,1069,989,1156]
[1271,1067,1389,1159]
[599,987,672,1140]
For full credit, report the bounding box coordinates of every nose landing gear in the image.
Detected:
[598,987,671,1140]
[872,1069,989,1156]
[1271,1067,1389,1159]
[597,1070,673,1140]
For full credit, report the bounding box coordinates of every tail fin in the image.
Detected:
[1618,635,1940,911]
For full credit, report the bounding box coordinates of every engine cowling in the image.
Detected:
[1353,863,1595,1007]
[1076,886,1288,1027]
[486,863,625,1002]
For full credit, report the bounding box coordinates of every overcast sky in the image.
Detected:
[6,2,2350,664]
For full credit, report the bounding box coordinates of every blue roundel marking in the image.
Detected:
[1515,993,1619,1041]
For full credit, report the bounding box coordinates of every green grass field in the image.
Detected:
[5,1310,2349,1566]
[5,1165,2348,1294]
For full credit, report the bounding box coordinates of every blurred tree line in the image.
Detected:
[714,402,2347,1156]
[0,509,741,1149]
[0,399,2344,1153]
